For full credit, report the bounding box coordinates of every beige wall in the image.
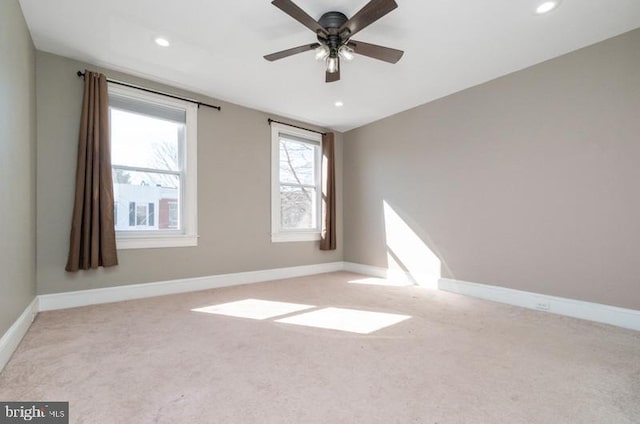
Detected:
[36,52,343,295]
[20,23,640,310]
[0,0,37,334]
[344,29,640,310]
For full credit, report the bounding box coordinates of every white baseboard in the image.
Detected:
[343,262,640,331]
[38,261,344,312]
[343,262,395,278]
[342,262,439,287]
[438,277,640,331]
[0,297,38,372]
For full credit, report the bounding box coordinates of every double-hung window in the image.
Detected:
[271,122,322,242]
[109,84,198,249]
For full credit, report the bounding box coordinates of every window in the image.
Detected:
[271,122,322,242]
[109,84,197,249]
[168,201,178,228]
[126,202,155,227]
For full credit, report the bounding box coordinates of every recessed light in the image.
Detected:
[154,37,170,47]
[536,1,559,14]
[334,101,344,107]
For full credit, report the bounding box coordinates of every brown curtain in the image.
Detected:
[65,70,118,272]
[320,132,336,250]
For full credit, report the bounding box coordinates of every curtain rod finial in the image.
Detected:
[77,70,84,77]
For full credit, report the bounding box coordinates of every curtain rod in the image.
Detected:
[76,71,221,111]
[267,118,326,136]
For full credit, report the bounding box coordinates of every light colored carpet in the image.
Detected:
[1,271,639,423]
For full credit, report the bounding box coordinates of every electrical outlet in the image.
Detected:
[534,301,550,311]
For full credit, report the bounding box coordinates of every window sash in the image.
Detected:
[271,122,322,241]
[280,186,318,231]
[113,169,182,232]
[278,137,319,187]
[108,83,197,249]
[108,106,185,172]
[110,108,185,233]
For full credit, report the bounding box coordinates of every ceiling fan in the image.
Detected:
[264,0,404,83]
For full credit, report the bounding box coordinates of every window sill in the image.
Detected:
[271,232,321,243]
[116,235,198,250]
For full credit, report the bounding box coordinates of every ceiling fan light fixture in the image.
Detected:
[338,45,354,61]
[314,45,330,60]
[327,56,339,73]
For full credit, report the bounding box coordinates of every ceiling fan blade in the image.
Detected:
[326,61,341,83]
[271,0,328,35]
[338,0,398,38]
[264,43,321,61]
[347,40,403,63]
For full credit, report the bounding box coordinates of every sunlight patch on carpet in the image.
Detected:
[191,299,315,320]
[275,307,411,334]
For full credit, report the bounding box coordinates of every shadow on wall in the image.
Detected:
[382,200,451,288]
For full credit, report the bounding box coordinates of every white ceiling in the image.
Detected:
[19,0,640,132]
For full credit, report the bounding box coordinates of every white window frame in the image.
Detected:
[109,84,198,249]
[271,122,322,243]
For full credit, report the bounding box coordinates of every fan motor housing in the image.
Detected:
[318,11,348,30]
[318,11,348,52]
